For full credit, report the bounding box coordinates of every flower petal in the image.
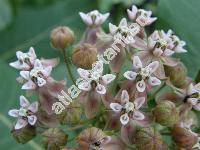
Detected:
[28,102,38,113]
[132,110,145,120]
[42,66,52,77]
[34,59,43,68]
[147,61,159,74]
[8,109,19,117]
[79,12,92,25]
[132,56,142,69]
[134,97,145,110]
[148,76,161,86]
[9,61,21,70]
[102,74,116,85]
[123,71,137,81]
[119,18,127,27]
[163,49,174,56]
[28,47,37,59]
[127,5,138,20]
[136,80,146,92]
[20,95,30,108]
[110,103,123,112]
[78,81,91,91]
[96,84,106,95]
[15,119,28,130]
[21,80,36,90]
[109,23,118,34]
[121,90,129,104]
[27,115,37,125]
[120,113,129,125]
[20,71,30,80]
[77,68,90,79]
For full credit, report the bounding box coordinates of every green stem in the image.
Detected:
[61,48,76,85]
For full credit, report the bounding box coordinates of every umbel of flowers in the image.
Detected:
[8,4,200,150]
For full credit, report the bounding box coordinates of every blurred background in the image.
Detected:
[0,0,199,149]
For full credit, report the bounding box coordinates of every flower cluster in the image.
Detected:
[7,4,199,150]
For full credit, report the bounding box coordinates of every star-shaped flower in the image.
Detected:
[8,96,38,130]
[109,18,140,44]
[124,56,161,92]
[110,90,145,125]
[127,5,157,27]
[20,59,52,90]
[77,61,116,95]
[79,10,109,26]
[9,47,36,70]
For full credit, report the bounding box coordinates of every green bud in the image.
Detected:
[135,127,167,150]
[164,62,187,88]
[153,100,179,127]
[11,125,36,144]
[51,26,75,49]
[42,128,68,150]
[72,43,97,69]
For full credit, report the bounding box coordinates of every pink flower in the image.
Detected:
[127,5,157,26]
[79,10,109,26]
[124,56,161,92]
[110,90,145,125]
[20,59,52,90]
[8,96,38,130]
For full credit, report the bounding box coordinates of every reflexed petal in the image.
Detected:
[15,119,28,130]
[9,61,21,70]
[109,23,118,34]
[96,84,106,95]
[102,74,116,85]
[78,81,91,91]
[42,66,52,77]
[193,103,200,111]
[163,49,174,56]
[121,90,129,104]
[153,48,163,56]
[8,109,19,117]
[28,102,39,113]
[22,80,36,90]
[20,71,30,80]
[79,12,92,25]
[34,59,43,68]
[37,77,47,87]
[154,63,166,79]
[133,110,145,120]
[148,76,161,86]
[20,95,30,108]
[40,58,59,68]
[123,71,137,81]
[27,115,37,125]
[119,18,127,27]
[77,68,90,79]
[147,61,159,74]
[187,98,198,105]
[132,56,142,69]
[134,97,145,110]
[147,17,157,25]
[120,113,129,125]
[110,103,123,112]
[136,80,146,92]
[162,57,178,67]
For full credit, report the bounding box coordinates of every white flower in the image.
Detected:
[149,30,187,57]
[124,56,161,92]
[20,59,52,90]
[77,61,116,95]
[8,96,38,130]
[109,18,140,44]
[127,5,157,26]
[186,83,200,111]
[9,47,36,70]
[79,10,109,26]
[110,90,145,125]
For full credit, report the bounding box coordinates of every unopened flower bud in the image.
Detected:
[11,125,36,144]
[153,100,179,127]
[51,26,75,49]
[72,43,97,69]
[42,128,68,150]
[135,127,167,150]
[164,62,187,88]
[172,125,198,149]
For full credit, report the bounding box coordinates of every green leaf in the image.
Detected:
[156,0,200,78]
[0,0,12,31]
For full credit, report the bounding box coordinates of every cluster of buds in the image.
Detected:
[7,4,199,150]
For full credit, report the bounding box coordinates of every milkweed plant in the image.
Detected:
[8,5,200,150]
